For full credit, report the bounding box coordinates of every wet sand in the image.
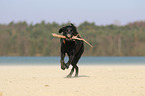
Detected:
[0,65,145,96]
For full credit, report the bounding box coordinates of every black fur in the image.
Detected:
[59,23,84,77]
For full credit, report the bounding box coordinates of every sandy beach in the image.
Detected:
[0,65,145,96]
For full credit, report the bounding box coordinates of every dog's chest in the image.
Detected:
[63,41,76,52]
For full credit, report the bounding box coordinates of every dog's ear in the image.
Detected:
[71,23,78,35]
[71,23,74,26]
[71,23,75,27]
[71,23,77,31]
[59,27,65,33]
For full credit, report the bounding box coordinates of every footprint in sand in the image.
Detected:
[44,84,49,87]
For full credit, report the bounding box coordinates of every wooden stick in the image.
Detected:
[52,33,93,47]
[52,33,66,38]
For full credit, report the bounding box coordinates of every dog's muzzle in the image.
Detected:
[66,33,73,41]
[67,34,71,38]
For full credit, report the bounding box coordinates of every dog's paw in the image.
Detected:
[65,62,70,69]
[61,67,65,70]
[60,60,66,70]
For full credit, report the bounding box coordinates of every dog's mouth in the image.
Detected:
[67,34,71,38]
[65,34,73,41]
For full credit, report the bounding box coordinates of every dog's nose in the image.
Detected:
[67,34,71,38]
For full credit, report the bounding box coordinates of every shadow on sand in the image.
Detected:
[65,75,89,78]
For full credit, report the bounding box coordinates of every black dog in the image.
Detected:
[59,23,84,77]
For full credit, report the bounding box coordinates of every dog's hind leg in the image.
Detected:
[66,67,74,77]
[74,65,79,77]
[72,47,84,77]
[71,58,80,77]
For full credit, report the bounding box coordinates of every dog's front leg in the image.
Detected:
[60,52,66,70]
[65,51,75,69]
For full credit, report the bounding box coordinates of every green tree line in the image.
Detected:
[0,21,145,56]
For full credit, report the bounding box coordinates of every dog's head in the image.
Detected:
[59,23,78,40]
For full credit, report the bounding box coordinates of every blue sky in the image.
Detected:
[0,0,145,25]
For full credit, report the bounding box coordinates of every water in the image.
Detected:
[0,56,145,65]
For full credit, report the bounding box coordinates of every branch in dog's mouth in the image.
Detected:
[52,33,93,47]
